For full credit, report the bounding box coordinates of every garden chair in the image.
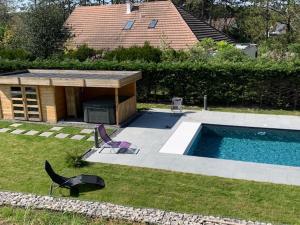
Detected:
[44,160,105,196]
[96,124,139,154]
[171,97,183,112]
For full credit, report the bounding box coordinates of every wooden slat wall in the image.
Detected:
[0,85,13,120]
[39,86,57,123]
[55,86,66,121]
[118,96,136,124]
[65,87,80,118]
[82,87,114,101]
[119,83,135,97]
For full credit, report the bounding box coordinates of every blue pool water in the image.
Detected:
[186,124,300,167]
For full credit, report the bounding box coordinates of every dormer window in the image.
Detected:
[148,19,158,29]
[124,20,134,30]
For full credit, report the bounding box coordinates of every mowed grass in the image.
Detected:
[0,130,299,224]
[0,206,143,225]
[137,103,300,116]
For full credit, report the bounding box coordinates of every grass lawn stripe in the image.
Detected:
[0,132,299,224]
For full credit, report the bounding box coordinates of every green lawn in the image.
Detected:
[137,103,300,116]
[0,126,299,225]
[0,206,143,225]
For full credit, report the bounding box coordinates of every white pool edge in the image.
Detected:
[159,122,202,154]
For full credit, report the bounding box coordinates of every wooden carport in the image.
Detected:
[0,69,142,125]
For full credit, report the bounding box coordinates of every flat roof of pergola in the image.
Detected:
[0,69,142,88]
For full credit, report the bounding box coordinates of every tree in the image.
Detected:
[0,2,10,46]
[23,2,71,58]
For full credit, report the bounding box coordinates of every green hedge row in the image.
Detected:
[1,59,300,109]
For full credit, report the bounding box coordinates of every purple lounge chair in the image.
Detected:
[96,124,139,154]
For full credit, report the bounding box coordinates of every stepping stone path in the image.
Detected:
[24,130,39,136]
[9,123,22,128]
[55,133,69,139]
[50,126,63,131]
[80,129,94,134]
[0,123,103,142]
[87,136,96,141]
[39,132,54,137]
[0,128,11,133]
[71,135,85,141]
[11,129,26,134]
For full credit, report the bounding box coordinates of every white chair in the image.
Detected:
[171,97,183,112]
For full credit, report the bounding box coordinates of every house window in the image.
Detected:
[123,20,134,30]
[148,19,158,29]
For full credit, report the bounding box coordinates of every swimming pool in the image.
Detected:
[186,124,300,167]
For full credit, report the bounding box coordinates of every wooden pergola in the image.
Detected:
[0,69,142,125]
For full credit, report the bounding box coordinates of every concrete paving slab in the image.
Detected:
[0,128,11,133]
[10,123,22,128]
[50,127,63,131]
[160,122,200,154]
[24,130,39,136]
[87,136,97,141]
[80,129,94,134]
[55,133,69,139]
[71,135,85,140]
[83,109,300,186]
[11,129,26,134]
[39,132,54,137]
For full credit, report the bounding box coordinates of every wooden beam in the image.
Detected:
[115,88,119,125]
[37,86,43,121]
[52,78,84,87]
[134,82,137,112]
[0,94,2,119]
[0,77,19,85]
[21,86,28,120]
[0,71,142,88]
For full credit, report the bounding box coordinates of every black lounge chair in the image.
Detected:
[44,160,105,196]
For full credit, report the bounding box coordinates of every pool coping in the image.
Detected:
[159,121,202,155]
[160,121,300,167]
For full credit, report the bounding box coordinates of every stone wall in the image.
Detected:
[0,191,271,225]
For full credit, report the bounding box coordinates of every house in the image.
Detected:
[209,17,236,32]
[0,70,142,125]
[269,22,287,36]
[65,0,234,50]
[236,43,258,58]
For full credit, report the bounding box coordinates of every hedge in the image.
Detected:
[0,59,300,109]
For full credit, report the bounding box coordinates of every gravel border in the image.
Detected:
[0,191,273,225]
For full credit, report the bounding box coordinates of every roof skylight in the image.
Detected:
[123,20,134,30]
[148,19,158,29]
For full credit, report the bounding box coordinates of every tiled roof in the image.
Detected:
[175,6,234,43]
[66,0,234,50]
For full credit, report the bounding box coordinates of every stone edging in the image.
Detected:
[0,191,272,225]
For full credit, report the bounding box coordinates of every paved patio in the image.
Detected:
[84,109,300,186]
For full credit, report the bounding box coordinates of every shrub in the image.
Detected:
[289,43,300,53]
[161,48,188,62]
[65,44,97,62]
[65,149,89,168]
[213,41,250,63]
[0,48,32,60]
[103,42,162,62]
[0,59,299,109]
